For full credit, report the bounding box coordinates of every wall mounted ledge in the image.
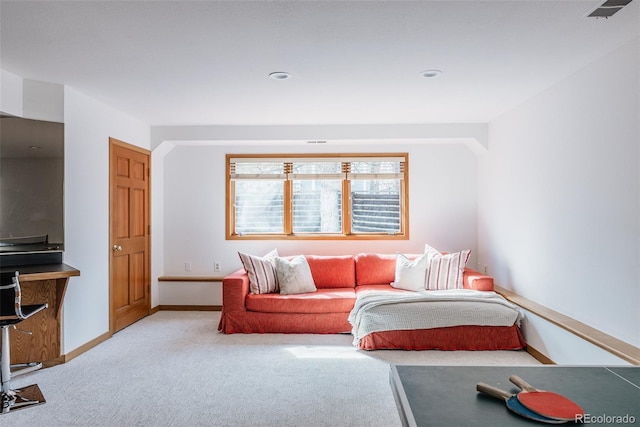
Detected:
[495,285,640,366]
[158,276,225,282]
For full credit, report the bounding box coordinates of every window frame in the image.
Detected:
[226,152,409,240]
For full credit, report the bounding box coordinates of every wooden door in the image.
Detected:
[109,138,150,332]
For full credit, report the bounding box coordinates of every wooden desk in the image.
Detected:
[1,263,80,366]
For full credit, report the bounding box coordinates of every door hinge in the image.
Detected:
[148,225,151,235]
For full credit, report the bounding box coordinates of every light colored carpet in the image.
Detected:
[8,311,539,426]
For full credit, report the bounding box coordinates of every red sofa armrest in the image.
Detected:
[222,268,250,312]
[463,268,494,291]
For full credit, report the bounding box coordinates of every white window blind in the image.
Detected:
[229,156,405,180]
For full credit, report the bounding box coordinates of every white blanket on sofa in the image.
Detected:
[348,289,523,347]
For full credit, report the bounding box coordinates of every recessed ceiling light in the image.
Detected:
[269,72,291,80]
[421,69,443,78]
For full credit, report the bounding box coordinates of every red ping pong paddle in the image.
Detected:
[509,375,584,421]
[476,382,567,424]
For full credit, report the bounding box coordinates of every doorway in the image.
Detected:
[109,138,150,332]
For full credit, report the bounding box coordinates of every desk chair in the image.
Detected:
[0,271,48,414]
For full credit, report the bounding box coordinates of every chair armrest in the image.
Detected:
[463,268,494,291]
[222,269,250,312]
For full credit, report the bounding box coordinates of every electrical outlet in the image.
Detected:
[484,265,488,274]
[185,262,192,272]
[214,261,221,272]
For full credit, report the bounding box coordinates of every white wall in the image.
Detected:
[0,69,23,117]
[521,309,634,366]
[160,141,480,281]
[0,72,64,122]
[23,79,64,123]
[150,141,175,308]
[478,38,640,351]
[63,87,149,353]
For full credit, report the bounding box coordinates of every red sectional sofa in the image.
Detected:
[217,253,526,351]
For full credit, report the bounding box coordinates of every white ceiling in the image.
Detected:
[1,1,638,127]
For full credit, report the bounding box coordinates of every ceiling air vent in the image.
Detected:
[587,0,634,18]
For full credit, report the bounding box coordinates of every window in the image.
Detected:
[226,153,408,240]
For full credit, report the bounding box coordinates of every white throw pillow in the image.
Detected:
[424,244,471,290]
[274,256,317,295]
[391,253,428,292]
[238,249,279,294]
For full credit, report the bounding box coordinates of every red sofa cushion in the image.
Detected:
[355,283,415,295]
[354,253,422,285]
[305,255,356,289]
[246,288,356,314]
[354,253,396,285]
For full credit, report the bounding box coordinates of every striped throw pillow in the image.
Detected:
[238,249,279,294]
[424,244,471,290]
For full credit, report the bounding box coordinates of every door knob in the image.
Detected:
[112,245,123,252]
